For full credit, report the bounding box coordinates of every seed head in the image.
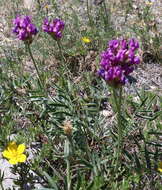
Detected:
[60,120,73,136]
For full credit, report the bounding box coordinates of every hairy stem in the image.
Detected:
[26,44,46,94]
[113,87,123,169]
[65,137,71,190]
[86,0,93,28]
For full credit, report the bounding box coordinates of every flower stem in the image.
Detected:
[26,44,46,94]
[56,40,68,79]
[112,87,123,169]
[37,0,41,11]
[66,158,71,190]
[0,183,4,190]
[103,1,109,32]
[65,137,71,190]
[57,40,66,65]
[86,0,93,28]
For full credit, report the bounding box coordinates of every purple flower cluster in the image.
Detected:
[12,16,38,44]
[42,18,65,40]
[98,38,140,87]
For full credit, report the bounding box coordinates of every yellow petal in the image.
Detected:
[158,162,162,167]
[2,150,13,159]
[82,37,91,43]
[158,168,162,173]
[8,142,17,152]
[9,158,18,165]
[17,154,26,163]
[146,2,153,5]
[17,144,26,154]
[158,161,162,172]
[8,141,16,147]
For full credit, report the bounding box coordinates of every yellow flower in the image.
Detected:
[44,4,49,9]
[145,0,153,6]
[82,37,91,43]
[158,161,162,173]
[2,142,27,165]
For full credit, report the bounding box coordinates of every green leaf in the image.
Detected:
[33,188,54,190]
[42,171,59,190]
[48,103,69,109]
[79,159,93,169]
[53,111,72,116]
[134,152,142,173]
[144,145,151,170]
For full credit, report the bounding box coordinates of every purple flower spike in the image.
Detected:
[12,15,38,44]
[42,18,65,40]
[129,38,139,51]
[108,40,119,51]
[97,38,140,87]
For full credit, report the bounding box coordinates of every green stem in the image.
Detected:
[66,137,71,190]
[56,40,69,82]
[0,183,4,190]
[66,158,71,190]
[112,87,123,169]
[86,0,93,28]
[103,1,109,32]
[57,40,66,65]
[52,0,59,15]
[37,0,41,11]
[26,44,46,93]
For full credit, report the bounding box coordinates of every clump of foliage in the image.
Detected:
[0,0,162,189]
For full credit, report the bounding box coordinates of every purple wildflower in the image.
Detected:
[12,15,38,44]
[97,38,140,87]
[42,18,65,40]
